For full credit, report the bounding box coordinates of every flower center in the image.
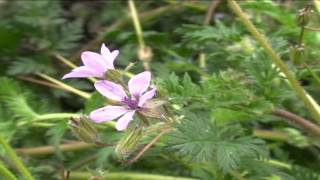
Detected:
[122,95,139,109]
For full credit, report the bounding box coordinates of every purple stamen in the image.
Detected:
[122,95,140,109]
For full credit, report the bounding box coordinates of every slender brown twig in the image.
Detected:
[199,0,221,69]
[204,0,221,25]
[18,76,64,90]
[126,128,172,164]
[16,142,95,155]
[272,109,320,136]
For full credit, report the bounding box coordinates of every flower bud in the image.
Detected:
[138,46,153,62]
[69,116,99,144]
[297,4,313,27]
[139,99,166,118]
[115,127,143,160]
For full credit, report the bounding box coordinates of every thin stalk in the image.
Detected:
[69,171,195,180]
[204,0,221,25]
[266,159,292,170]
[228,0,320,123]
[128,0,145,50]
[17,113,79,126]
[16,142,95,156]
[18,76,64,90]
[253,129,289,141]
[298,24,305,48]
[294,4,312,64]
[0,134,34,180]
[17,113,115,129]
[33,113,79,121]
[199,0,221,69]
[31,122,55,127]
[126,128,171,164]
[0,161,17,180]
[304,26,320,31]
[37,73,91,99]
[199,53,207,69]
[128,0,151,70]
[272,109,320,136]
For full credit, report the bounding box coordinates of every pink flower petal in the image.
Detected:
[81,51,112,72]
[62,66,103,79]
[90,105,129,123]
[116,111,135,131]
[94,80,127,101]
[101,43,119,69]
[138,88,156,107]
[128,71,151,96]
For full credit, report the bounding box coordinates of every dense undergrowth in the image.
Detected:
[0,0,320,179]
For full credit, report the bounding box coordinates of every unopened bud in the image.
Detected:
[297,4,313,27]
[69,116,99,144]
[138,46,153,62]
[115,127,143,160]
[139,99,166,118]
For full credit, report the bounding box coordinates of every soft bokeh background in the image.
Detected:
[0,0,320,179]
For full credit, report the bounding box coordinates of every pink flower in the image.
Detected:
[62,44,119,79]
[90,71,156,131]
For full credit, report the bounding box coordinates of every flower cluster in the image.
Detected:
[63,44,156,131]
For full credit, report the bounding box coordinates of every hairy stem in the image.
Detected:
[18,76,64,90]
[0,134,34,180]
[199,0,221,69]
[0,161,17,180]
[204,0,221,25]
[37,73,91,99]
[128,0,145,50]
[228,0,320,123]
[16,142,95,155]
[128,0,151,70]
[304,26,320,31]
[126,128,171,164]
[17,113,79,126]
[253,129,289,141]
[266,159,292,170]
[273,109,320,136]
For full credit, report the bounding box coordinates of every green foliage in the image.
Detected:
[176,21,241,44]
[46,121,68,158]
[7,57,55,75]
[50,20,83,55]
[290,165,320,180]
[159,71,274,123]
[168,113,267,173]
[0,77,38,122]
